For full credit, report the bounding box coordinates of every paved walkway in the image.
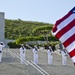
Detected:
[0,48,75,75]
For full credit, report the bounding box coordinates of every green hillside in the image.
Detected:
[5,19,53,40]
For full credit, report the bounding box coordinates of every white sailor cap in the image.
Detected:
[0,42,3,43]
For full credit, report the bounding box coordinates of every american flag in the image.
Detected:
[52,7,75,65]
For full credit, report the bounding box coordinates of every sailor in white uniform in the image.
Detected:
[33,46,38,64]
[0,42,5,63]
[47,46,53,65]
[19,44,26,64]
[61,49,67,65]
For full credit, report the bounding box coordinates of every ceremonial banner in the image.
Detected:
[52,7,75,65]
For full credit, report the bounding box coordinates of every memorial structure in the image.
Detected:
[0,12,5,42]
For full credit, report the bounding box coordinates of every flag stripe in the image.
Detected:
[71,56,75,63]
[56,14,75,30]
[59,27,75,43]
[63,34,75,47]
[68,49,75,58]
[53,12,72,27]
[52,12,72,33]
[66,41,75,53]
[55,19,75,39]
[53,14,75,35]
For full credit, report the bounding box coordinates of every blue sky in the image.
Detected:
[0,0,75,24]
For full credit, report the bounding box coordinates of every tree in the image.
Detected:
[32,25,53,45]
[16,37,27,45]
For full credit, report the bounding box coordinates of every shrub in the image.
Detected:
[7,42,20,48]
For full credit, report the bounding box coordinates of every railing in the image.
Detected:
[4,48,50,75]
[25,44,49,75]
[7,48,28,65]
[30,60,49,75]
[17,53,49,75]
[4,48,15,58]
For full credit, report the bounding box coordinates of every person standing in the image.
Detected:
[33,46,38,64]
[47,46,53,65]
[0,42,5,63]
[61,49,67,65]
[19,44,26,64]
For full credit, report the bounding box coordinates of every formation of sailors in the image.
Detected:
[19,44,68,65]
[0,42,68,66]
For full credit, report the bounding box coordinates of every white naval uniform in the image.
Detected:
[20,47,26,64]
[0,44,5,63]
[61,50,67,65]
[33,48,38,64]
[47,49,53,65]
